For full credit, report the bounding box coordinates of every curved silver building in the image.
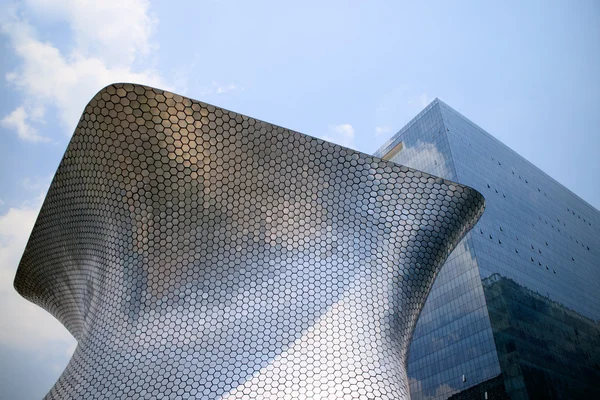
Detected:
[15,84,484,399]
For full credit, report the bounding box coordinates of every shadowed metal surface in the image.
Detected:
[14,83,484,400]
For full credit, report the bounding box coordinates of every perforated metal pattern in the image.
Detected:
[15,84,484,400]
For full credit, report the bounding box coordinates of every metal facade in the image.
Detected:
[15,84,484,400]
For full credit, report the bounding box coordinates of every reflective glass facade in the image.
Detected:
[374,100,600,400]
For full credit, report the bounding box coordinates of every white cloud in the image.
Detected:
[23,0,155,67]
[375,125,391,137]
[1,106,50,143]
[21,175,53,192]
[419,93,433,107]
[322,123,356,149]
[407,93,434,107]
[198,81,241,96]
[395,140,454,179]
[216,82,237,94]
[0,182,75,351]
[1,0,169,139]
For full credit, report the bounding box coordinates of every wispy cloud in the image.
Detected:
[1,0,169,140]
[21,175,54,194]
[22,0,156,67]
[375,125,391,137]
[407,92,434,107]
[1,106,50,143]
[199,81,241,96]
[0,178,75,351]
[322,123,356,149]
[216,83,237,94]
[397,140,453,179]
[419,93,433,107]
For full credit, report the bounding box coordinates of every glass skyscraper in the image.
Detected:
[374,99,600,400]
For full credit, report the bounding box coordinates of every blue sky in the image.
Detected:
[0,1,598,398]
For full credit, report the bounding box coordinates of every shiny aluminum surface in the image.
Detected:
[15,84,484,399]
